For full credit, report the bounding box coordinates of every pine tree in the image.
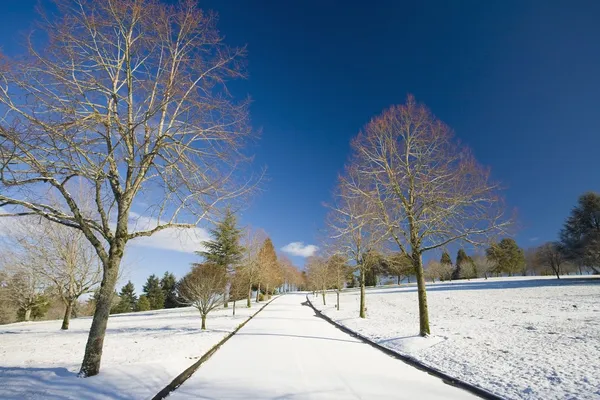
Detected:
[161,272,179,308]
[136,295,151,311]
[143,274,165,310]
[441,251,452,266]
[115,281,137,313]
[197,209,244,307]
[453,249,469,280]
[560,192,600,274]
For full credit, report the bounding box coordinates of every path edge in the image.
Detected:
[305,295,504,400]
[151,296,279,400]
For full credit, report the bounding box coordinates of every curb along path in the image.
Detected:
[151,296,279,400]
[305,295,504,400]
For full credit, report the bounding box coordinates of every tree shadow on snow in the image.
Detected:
[0,366,133,400]
[369,277,600,296]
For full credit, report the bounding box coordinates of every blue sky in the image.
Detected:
[2,0,599,292]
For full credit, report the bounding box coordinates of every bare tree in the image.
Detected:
[178,263,227,329]
[305,255,332,306]
[326,253,350,310]
[0,0,256,376]
[424,260,453,283]
[238,228,267,308]
[0,252,49,321]
[383,253,415,284]
[345,95,510,335]
[326,170,384,318]
[534,242,570,279]
[6,217,101,329]
[471,254,495,279]
[279,255,302,293]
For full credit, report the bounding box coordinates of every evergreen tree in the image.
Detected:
[143,274,165,310]
[453,249,469,280]
[560,192,600,274]
[136,295,151,311]
[486,238,525,276]
[114,281,137,313]
[197,209,243,269]
[197,208,244,307]
[161,272,179,308]
[441,251,452,266]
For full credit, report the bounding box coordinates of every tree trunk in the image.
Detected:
[233,299,236,316]
[322,289,326,305]
[266,284,270,299]
[359,268,366,318]
[61,300,73,330]
[397,275,401,285]
[336,290,340,310]
[256,283,260,302]
[79,248,122,377]
[224,283,229,308]
[24,307,32,322]
[413,252,430,336]
[247,286,252,308]
[201,314,206,330]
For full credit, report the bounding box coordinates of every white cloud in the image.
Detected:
[0,208,209,253]
[281,242,318,258]
[128,212,209,254]
[529,237,539,242]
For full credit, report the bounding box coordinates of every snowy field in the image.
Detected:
[0,302,267,400]
[311,276,600,400]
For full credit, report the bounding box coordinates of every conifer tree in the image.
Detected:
[560,192,600,274]
[453,249,469,280]
[441,251,453,266]
[115,281,137,313]
[161,272,179,309]
[143,274,165,310]
[197,209,244,307]
[136,295,151,311]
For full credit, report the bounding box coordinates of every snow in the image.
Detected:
[311,276,600,400]
[0,302,265,400]
[170,293,476,400]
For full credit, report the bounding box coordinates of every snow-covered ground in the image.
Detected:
[170,293,476,400]
[311,276,600,400]
[0,302,267,400]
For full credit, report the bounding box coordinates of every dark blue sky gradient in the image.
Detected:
[1,1,599,274]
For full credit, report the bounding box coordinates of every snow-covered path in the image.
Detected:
[169,294,476,400]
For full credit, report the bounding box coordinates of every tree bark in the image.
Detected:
[322,289,326,305]
[359,268,366,318]
[336,290,340,310]
[232,299,236,316]
[24,307,32,322]
[201,314,206,330]
[256,283,260,302]
[413,252,430,336]
[61,300,73,330]
[79,245,122,377]
[224,284,229,308]
[247,286,252,308]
